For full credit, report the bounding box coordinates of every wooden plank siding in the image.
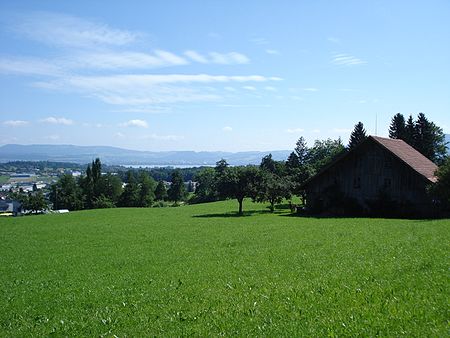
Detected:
[302,136,437,216]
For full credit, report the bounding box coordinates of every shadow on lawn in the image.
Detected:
[193,209,273,218]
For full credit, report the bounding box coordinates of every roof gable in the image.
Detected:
[303,136,438,187]
[370,136,438,182]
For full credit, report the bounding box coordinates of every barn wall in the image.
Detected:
[304,142,433,215]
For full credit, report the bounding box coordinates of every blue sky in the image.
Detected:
[1,0,449,152]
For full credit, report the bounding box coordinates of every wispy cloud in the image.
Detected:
[143,134,183,141]
[120,119,148,128]
[265,49,280,55]
[250,37,269,45]
[222,126,233,132]
[13,11,139,48]
[286,128,304,134]
[0,57,63,76]
[40,116,74,125]
[332,53,367,66]
[184,50,249,64]
[34,74,281,106]
[303,87,318,92]
[327,37,341,44]
[3,120,29,127]
[243,86,256,91]
[264,86,277,92]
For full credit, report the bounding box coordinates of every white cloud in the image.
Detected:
[34,74,281,106]
[243,86,256,91]
[250,37,269,45]
[120,119,148,128]
[286,128,304,134]
[303,87,318,92]
[265,49,280,55]
[3,120,29,127]
[332,53,367,66]
[115,132,126,138]
[327,37,341,44]
[184,50,209,63]
[311,129,321,134]
[154,50,188,65]
[40,117,74,125]
[264,86,277,92]
[224,86,236,92]
[45,134,60,140]
[222,126,233,132]
[0,57,63,77]
[209,52,249,64]
[14,11,139,48]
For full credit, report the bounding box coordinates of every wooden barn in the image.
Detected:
[301,136,438,217]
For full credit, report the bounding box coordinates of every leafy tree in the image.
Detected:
[431,157,450,209]
[167,170,187,203]
[25,191,47,213]
[216,164,259,214]
[255,170,291,212]
[97,173,123,206]
[389,113,406,140]
[50,174,83,210]
[154,181,168,201]
[138,171,156,207]
[119,171,140,207]
[348,122,367,150]
[192,167,217,203]
[308,138,346,173]
[92,195,116,209]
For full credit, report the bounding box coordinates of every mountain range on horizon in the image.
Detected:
[1,134,448,166]
[0,143,293,166]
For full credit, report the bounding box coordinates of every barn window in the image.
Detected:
[353,177,361,189]
[384,178,392,188]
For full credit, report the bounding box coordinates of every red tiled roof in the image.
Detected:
[370,136,438,182]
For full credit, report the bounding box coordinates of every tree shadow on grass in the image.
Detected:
[193,209,273,218]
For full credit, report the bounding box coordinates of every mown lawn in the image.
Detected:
[0,200,448,336]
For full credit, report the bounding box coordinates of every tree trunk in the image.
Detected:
[238,198,243,215]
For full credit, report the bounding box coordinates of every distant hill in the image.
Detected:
[0,144,291,166]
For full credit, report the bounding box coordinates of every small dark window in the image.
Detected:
[353,177,361,189]
[384,178,392,188]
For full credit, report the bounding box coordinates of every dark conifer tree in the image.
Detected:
[389,113,406,140]
[348,122,367,150]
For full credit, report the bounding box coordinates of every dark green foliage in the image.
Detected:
[389,113,407,140]
[294,136,309,164]
[23,191,47,213]
[285,151,300,173]
[307,138,346,173]
[389,113,447,163]
[413,113,446,163]
[431,157,450,209]
[254,171,291,212]
[348,122,367,150]
[138,172,156,207]
[50,174,83,210]
[92,195,116,209]
[119,171,140,207]
[154,181,168,201]
[215,162,259,214]
[97,174,123,206]
[167,170,187,203]
[192,167,218,203]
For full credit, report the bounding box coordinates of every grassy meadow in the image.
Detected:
[0,200,448,336]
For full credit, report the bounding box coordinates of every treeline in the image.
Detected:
[36,112,449,214]
[49,159,191,210]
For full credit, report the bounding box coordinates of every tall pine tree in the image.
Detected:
[348,122,367,150]
[389,113,406,140]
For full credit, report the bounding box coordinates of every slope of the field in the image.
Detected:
[0,200,448,336]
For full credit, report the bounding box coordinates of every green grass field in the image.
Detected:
[0,175,9,185]
[0,200,448,336]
